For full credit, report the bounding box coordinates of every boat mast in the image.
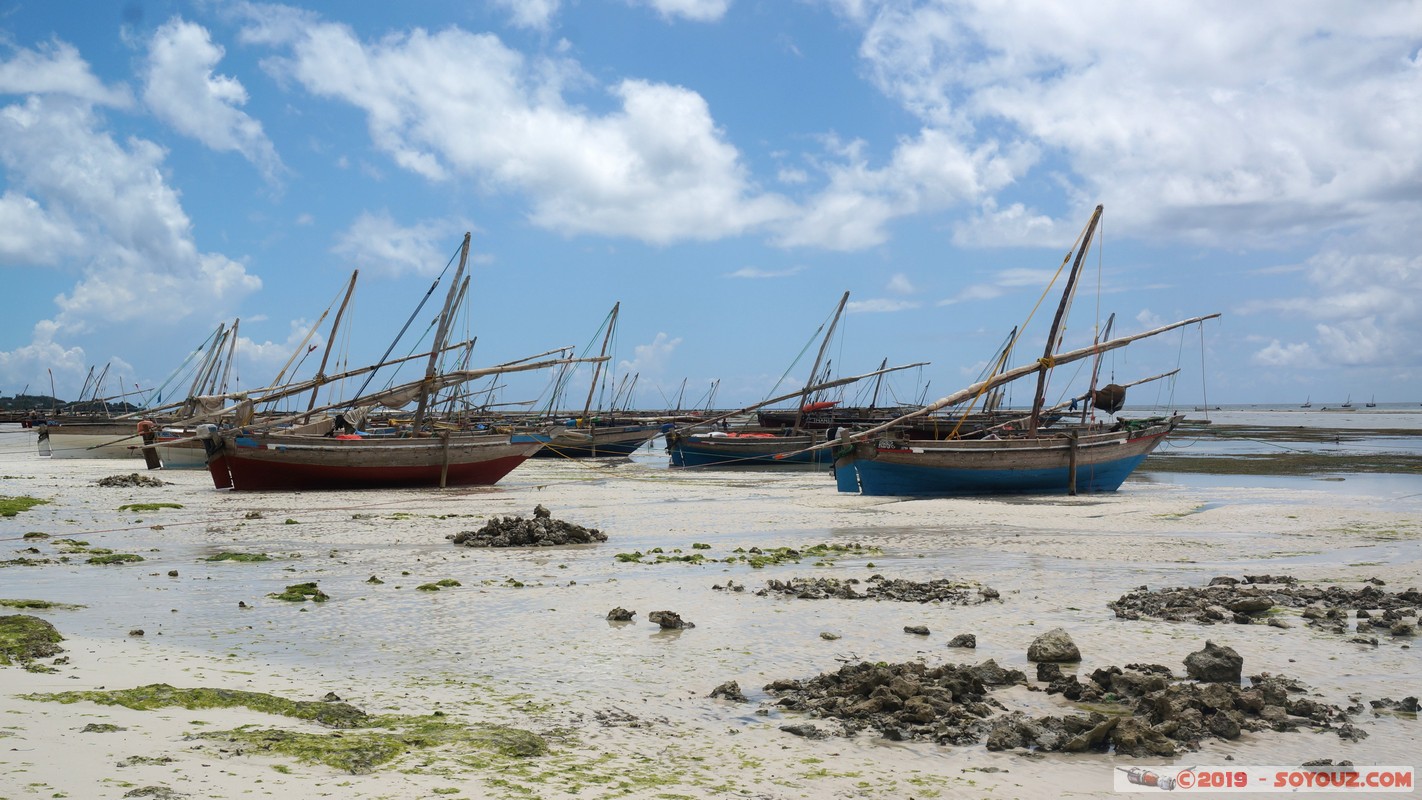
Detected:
[868,357,888,409]
[304,270,359,422]
[794,291,850,430]
[1080,312,1115,423]
[215,318,241,397]
[411,234,470,434]
[580,302,619,424]
[1029,204,1103,435]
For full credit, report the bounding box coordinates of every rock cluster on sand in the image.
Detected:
[648,610,694,629]
[1183,641,1243,683]
[1026,628,1080,662]
[757,644,1364,755]
[761,659,1017,745]
[709,681,748,702]
[97,473,167,487]
[450,505,607,548]
[757,575,998,604]
[1110,576,1422,636]
[606,607,635,621]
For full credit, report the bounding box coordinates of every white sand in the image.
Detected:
[1,426,1419,799]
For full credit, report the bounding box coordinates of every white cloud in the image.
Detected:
[492,0,562,30]
[847,298,918,313]
[726,265,805,278]
[629,0,732,23]
[1241,241,1421,369]
[143,17,284,183]
[332,211,470,278]
[0,191,83,266]
[938,267,1057,305]
[886,272,914,294]
[0,40,133,106]
[619,332,682,375]
[777,167,809,185]
[243,12,794,244]
[775,129,1035,250]
[953,200,1074,248]
[0,92,261,394]
[841,1,1422,246]
[234,318,325,386]
[1253,339,1312,368]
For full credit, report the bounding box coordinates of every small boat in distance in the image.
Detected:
[1300,396,1311,408]
[1365,394,1376,408]
[1341,395,1353,409]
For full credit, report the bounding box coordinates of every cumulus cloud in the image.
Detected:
[240,10,793,244]
[0,40,133,106]
[1241,241,1421,369]
[775,129,1035,249]
[332,211,470,278]
[629,0,732,23]
[143,17,284,183]
[491,0,562,30]
[619,332,682,375]
[0,91,261,395]
[1253,339,1312,368]
[842,1,1422,246]
[0,191,83,265]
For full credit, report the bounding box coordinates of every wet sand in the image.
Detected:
[1,423,1419,798]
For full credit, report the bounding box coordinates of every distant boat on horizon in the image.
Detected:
[1365,394,1376,408]
[1341,394,1353,409]
[1300,396,1311,408]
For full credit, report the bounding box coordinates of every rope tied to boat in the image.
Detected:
[1037,355,1057,369]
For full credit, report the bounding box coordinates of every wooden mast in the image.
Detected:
[411,234,470,434]
[793,291,850,430]
[580,302,619,425]
[304,270,359,422]
[868,357,888,409]
[1029,204,1102,434]
[1081,312,1115,423]
[216,318,241,397]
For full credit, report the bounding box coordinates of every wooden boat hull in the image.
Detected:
[525,423,663,458]
[666,430,830,468]
[833,417,1178,496]
[156,432,207,468]
[43,423,147,460]
[203,433,542,490]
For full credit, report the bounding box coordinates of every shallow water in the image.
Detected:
[1135,470,1422,504]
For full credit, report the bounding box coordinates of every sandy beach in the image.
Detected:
[2,420,1420,799]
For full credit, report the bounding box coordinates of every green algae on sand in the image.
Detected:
[205,552,272,562]
[0,495,49,517]
[24,683,547,774]
[87,553,146,565]
[0,599,84,611]
[269,582,329,602]
[0,614,64,666]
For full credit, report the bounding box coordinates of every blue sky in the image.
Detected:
[1,0,1418,411]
